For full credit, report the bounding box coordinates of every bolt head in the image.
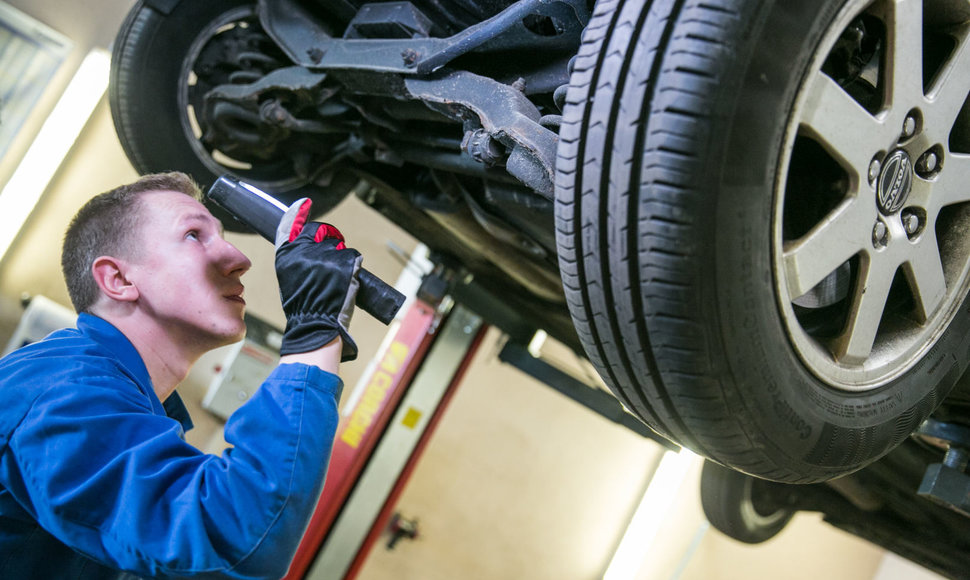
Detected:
[903,115,917,137]
[868,158,881,185]
[903,213,920,235]
[401,48,419,67]
[872,221,888,247]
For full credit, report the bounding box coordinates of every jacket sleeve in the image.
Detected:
[7,362,341,579]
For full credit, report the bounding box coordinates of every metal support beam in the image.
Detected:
[498,341,678,449]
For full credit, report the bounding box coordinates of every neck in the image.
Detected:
[129,325,199,402]
[92,306,202,402]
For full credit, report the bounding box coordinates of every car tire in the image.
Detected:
[556,0,970,482]
[109,0,351,224]
[700,460,794,544]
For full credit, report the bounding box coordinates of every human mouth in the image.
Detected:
[225,288,246,306]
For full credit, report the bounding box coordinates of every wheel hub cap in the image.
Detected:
[876,149,913,215]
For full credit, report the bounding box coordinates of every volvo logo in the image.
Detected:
[877,150,913,215]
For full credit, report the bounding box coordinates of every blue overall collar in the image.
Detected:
[76,313,194,432]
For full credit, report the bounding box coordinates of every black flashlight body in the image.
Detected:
[206,176,405,325]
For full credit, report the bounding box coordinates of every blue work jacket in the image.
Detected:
[0,313,342,578]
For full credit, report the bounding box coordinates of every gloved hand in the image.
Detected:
[275,198,362,361]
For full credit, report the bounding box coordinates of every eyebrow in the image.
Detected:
[179,212,225,235]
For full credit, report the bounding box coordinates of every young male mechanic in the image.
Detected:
[0,172,361,578]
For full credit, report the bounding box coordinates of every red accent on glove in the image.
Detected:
[288,199,314,243]
[314,223,347,250]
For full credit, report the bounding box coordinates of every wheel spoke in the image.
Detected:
[904,172,933,209]
[883,0,925,107]
[930,154,970,209]
[834,257,894,364]
[905,229,947,322]
[783,198,871,299]
[924,24,970,136]
[800,71,887,177]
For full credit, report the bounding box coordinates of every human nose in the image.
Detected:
[220,239,252,277]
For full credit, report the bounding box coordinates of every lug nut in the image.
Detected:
[872,221,889,248]
[903,212,920,235]
[916,150,940,176]
[868,157,881,186]
[902,114,918,139]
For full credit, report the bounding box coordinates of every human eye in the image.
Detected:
[185,230,200,241]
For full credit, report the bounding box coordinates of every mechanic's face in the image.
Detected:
[126,191,252,351]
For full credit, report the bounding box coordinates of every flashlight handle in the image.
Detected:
[206,176,405,325]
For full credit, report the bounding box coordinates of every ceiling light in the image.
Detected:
[0,48,111,261]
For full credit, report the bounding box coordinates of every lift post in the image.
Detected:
[284,274,487,579]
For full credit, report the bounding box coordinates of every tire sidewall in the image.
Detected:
[110,0,256,182]
[711,0,970,473]
[110,0,353,215]
[700,461,793,543]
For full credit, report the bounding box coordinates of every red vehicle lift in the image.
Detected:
[284,273,488,579]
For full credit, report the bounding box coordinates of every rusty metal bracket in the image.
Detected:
[258,0,587,75]
[202,66,330,157]
[405,70,557,197]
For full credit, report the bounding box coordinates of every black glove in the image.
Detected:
[275,198,362,360]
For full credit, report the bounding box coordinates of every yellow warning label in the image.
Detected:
[401,408,422,430]
[340,341,411,448]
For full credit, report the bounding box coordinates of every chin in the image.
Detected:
[206,320,247,349]
[225,325,247,345]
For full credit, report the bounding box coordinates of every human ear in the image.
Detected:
[91,256,139,302]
